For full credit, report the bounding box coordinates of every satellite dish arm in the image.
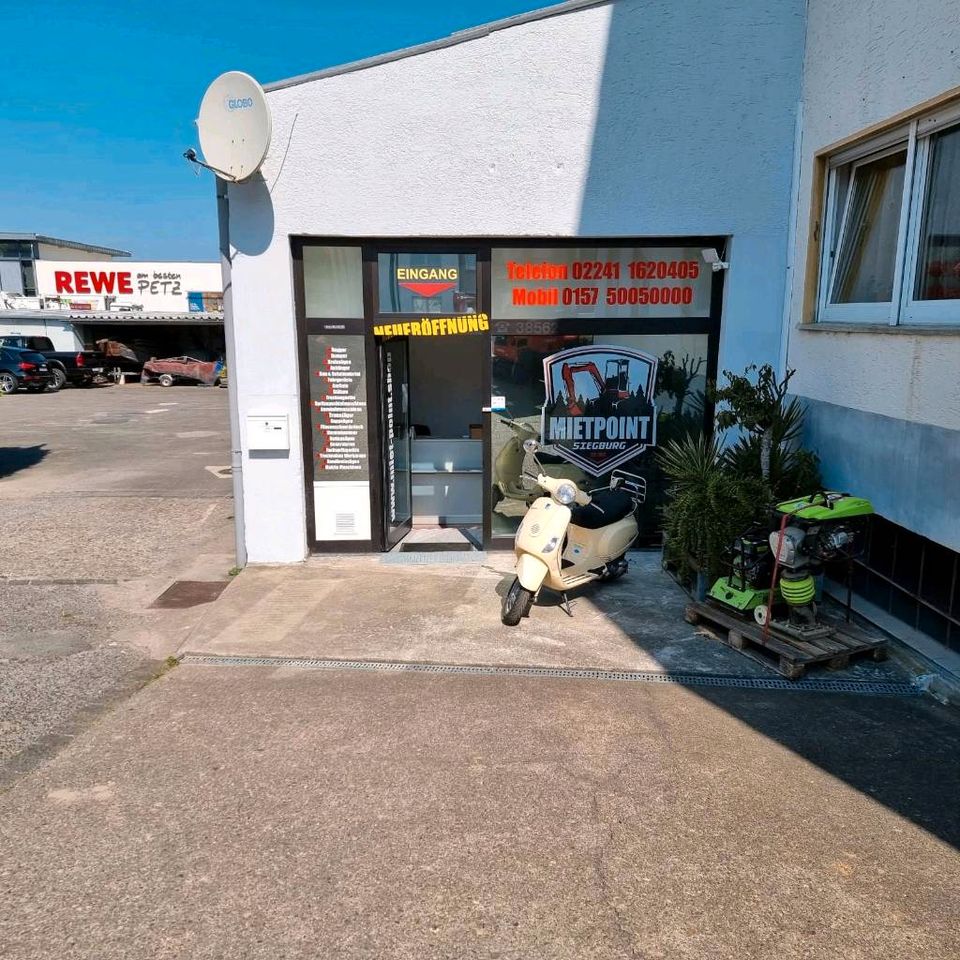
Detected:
[183,147,238,182]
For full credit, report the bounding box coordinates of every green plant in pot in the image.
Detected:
[658,364,823,596]
[711,364,822,498]
[657,432,771,589]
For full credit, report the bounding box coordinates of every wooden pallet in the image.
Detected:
[685,599,887,679]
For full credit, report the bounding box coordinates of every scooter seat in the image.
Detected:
[569,488,635,529]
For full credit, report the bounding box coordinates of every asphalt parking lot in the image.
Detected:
[1,384,959,960]
[0,382,233,783]
[1,664,958,960]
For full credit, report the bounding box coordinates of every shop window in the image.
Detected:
[306,333,372,542]
[20,260,36,297]
[303,245,364,318]
[0,240,33,259]
[377,252,476,315]
[490,333,709,542]
[817,101,960,325]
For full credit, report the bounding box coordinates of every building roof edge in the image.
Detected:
[264,0,612,92]
[0,233,131,258]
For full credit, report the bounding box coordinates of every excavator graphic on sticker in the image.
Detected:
[540,345,658,476]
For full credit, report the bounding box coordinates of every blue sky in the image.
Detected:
[2,0,549,261]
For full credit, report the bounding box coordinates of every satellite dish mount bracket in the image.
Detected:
[183,148,238,182]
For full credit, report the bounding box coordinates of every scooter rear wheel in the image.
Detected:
[501,577,533,626]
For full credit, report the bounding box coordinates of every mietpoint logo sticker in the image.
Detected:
[541,345,659,476]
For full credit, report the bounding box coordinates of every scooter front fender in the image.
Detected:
[516,553,549,592]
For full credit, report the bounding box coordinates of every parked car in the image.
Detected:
[0,335,106,389]
[141,356,224,387]
[0,346,56,394]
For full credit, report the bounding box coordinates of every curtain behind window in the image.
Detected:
[831,150,906,304]
[915,124,960,301]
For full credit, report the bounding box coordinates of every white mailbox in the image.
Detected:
[246,414,290,451]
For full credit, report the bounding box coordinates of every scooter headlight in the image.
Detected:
[555,482,577,505]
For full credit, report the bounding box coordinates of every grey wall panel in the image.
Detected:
[800,397,960,552]
[0,261,24,294]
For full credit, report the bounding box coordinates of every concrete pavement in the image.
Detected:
[1,662,957,959]
[0,384,234,783]
[2,383,957,960]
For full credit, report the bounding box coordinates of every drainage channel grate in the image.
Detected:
[379,551,487,565]
[398,542,479,553]
[178,655,920,697]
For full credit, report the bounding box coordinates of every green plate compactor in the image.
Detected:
[707,491,873,641]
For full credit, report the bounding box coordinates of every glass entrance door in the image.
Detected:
[379,338,413,549]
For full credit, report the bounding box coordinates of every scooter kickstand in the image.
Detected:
[560,592,573,617]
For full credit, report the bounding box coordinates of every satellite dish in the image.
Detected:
[196,71,272,182]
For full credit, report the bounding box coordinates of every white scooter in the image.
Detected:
[501,440,646,625]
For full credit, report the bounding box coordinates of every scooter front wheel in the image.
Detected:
[501,577,534,626]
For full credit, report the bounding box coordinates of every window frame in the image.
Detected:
[819,131,913,324]
[900,101,960,324]
[20,260,37,297]
[814,96,960,327]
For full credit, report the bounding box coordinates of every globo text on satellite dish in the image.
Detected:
[197,71,272,182]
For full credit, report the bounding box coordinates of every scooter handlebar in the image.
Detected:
[536,473,592,506]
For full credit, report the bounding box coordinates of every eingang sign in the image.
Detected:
[377,252,477,315]
[34,261,222,313]
[395,266,459,298]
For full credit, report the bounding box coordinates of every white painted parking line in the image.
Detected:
[144,408,170,414]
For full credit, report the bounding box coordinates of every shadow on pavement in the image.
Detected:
[0,444,48,479]
[563,0,960,852]
[695,685,960,850]
[497,559,960,850]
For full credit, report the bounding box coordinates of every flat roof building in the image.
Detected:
[220,0,960,671]
[0,234,223,360]
[0,233,130,300]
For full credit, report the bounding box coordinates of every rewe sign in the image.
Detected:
[52,270,135,295]
[34,261,222,313]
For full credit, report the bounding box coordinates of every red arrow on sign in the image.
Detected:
[398,281,457,297]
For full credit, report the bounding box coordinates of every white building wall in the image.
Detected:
[227,0,806,562]
[784,0,960,549]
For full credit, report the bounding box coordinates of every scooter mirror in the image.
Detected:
[523,438,540,454]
